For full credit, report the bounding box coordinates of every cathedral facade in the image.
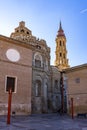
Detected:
[0,21,70,115]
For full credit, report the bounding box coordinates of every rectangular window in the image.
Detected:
[35,59,41,67]
[5,76,17,93]
[75,78,80,83]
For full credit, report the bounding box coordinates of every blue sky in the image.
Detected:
[0,0,87,67]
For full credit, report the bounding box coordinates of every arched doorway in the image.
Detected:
[32,80,42,113]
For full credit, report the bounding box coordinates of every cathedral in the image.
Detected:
[0,21,69,115]
[0,21,86,116]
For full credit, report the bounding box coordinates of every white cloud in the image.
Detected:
[80,8,87,13]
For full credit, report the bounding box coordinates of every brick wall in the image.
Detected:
[0,37,32,115]
[66,66,87,115]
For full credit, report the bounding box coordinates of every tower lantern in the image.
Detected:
[55,22,70,70]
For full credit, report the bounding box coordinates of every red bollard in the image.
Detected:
[7,89,12,124]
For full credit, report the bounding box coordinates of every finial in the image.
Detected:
[19,21,25,27]
[59,21,62,30]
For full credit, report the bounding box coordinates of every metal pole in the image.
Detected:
[71,97,74,119]
[7,88,12,124]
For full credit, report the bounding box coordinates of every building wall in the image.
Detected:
[0,37,32,115]
[65,65,87,116]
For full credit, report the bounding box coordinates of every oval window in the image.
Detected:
[6,49,20,62]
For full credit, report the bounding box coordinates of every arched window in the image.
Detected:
[35,55,41,67]
[21,29,24,32]
[27,31,29,34]
[34,53,43,67]
[63,53,65,58]
[16,30,19,32]
[60,52,62,57]
[60,41,62,46]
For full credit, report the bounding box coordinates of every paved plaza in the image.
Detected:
[0,114,87,130]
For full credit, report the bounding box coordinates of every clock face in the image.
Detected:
[6,49,20,62]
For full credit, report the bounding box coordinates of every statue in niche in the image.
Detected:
[54,80,58,91]
[35,80,41,96]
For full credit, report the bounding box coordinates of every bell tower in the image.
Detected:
[55,22,70,70]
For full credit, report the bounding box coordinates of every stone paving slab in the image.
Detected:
[0,114,87,130]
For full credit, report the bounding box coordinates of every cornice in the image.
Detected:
[0,34,34,50]
[64,63,87,73]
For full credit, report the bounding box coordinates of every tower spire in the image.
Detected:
[55,22,70,70]
[57,21,66,38]
[59,21,62,30]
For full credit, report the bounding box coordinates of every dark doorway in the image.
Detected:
[6,76,16,92]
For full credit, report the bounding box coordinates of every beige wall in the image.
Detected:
[65,66,87,115]
[0,38,32,115]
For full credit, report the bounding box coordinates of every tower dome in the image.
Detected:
[10,21,32,41]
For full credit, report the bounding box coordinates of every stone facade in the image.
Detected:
[31,34,51,113]
[50,66,61,112]
[64,64,87,115]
